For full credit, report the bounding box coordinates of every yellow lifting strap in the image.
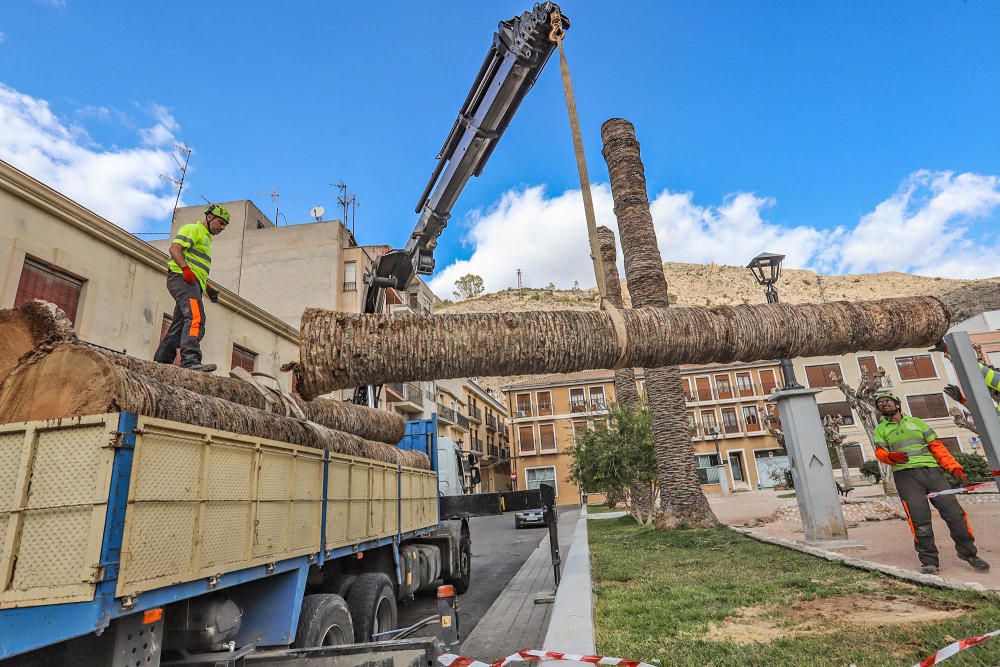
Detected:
[549,11,629,371]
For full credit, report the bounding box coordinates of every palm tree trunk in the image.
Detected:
[597,226,639,409]
[294,294,952,398]
[601,118,717,528]
[0,343,427,469]
[1,304,405,444]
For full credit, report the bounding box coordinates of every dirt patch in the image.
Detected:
[704,594,969,644]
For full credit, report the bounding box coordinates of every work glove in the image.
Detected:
[886,451,909,465]
[943,384,965,403]
[182,266,197,285]
[206,285,219,303]
[955,469,969,486]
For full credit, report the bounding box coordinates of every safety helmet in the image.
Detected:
[874,392,901,406]
[205,204,231,223]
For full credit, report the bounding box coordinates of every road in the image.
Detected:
[396,512,549,639]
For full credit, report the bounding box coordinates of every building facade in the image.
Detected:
[435,378,513,494]
[0,162,300,384]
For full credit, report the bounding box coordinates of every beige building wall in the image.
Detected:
[0,162,299,388]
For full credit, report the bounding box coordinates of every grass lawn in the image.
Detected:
[587,503,614,513]
[590,517,1000,667]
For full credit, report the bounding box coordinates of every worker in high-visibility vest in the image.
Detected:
[929,341,1000,415]
[873,392,989,575]
[153,205,229,372]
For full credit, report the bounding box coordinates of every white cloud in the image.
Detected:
[0,32,7,45]
[0,83,184,231]
[429,170,1000,298]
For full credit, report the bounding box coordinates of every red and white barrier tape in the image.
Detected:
[927,481,996,499]
[914,628,1000,666]
[439,649,656,667]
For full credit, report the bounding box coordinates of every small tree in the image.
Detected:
[822,414,853,489]
[453,274,485,300]
[567,401,657,524]
[833,367,897,495]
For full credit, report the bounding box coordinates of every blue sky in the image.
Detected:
[2,1,999,296]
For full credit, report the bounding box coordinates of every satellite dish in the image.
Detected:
[310,206,325,222]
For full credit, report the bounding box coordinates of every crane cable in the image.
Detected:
[549,11,630,371]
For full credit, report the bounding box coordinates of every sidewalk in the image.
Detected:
[460,508,579,660]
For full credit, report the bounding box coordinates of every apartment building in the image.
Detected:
[434,378,512,493]
[791,347,971,461]
[502,362,787,506]
[0,161,300,384]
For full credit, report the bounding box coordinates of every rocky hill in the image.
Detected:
[437,262,1000,393]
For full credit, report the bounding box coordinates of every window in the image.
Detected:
[759,369,778,395]
[589,386,607,411]
[525,466,557,495]
[735,372,755,397]
[715,375,733,399]
[804,363,843,388]
[231,344,258,373]
[695,454,721,484]
[343,261,357,291]
[701,410,719,435]
[538,423,556,451]
[518,425,535,453]
[721,408,740,434]
[842,443,865,468]
[742,405,761,432]
[858,356,879,380]
[14,257,84,324]
[536,391,553,416]
[516,393,532,418]
[682,378,696,402]
[895,355,937,381]
[938,436,962,455]
[695,376,713,401]
[906,394,949,420]
[159,315,181,366]
[572,421,589,443]
[687,412,696,433]
[817,401,855,426]
[569,387,587,413]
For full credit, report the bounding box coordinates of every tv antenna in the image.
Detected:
[159,142,192,215]
[256,189,280,225]
[332,181,359,236]
[310,206,326,222]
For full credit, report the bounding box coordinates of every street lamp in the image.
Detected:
[747,252,802,389]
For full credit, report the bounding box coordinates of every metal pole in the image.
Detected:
[943,332,1000,480]
[766,286,802,389]
[540,483,561,589]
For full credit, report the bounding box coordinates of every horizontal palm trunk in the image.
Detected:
[0,303,405,445]
[294,296,954,398]
[0,343,428,469]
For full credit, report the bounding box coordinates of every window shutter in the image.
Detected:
[805,366,827,388]
[896,358,918,381]
[914,356,936,378]
[858,356,878,378]
[14,258,84,324]
[938,437,961,455]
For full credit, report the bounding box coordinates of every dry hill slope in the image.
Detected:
[437,262,1000,393]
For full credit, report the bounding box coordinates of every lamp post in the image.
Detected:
[707,426,730,497]
[747,252,802,389]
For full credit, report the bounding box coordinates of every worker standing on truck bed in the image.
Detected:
[154,205,228,372]
[872,392,990,575]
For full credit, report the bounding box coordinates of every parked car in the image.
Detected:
[514,508,545,529]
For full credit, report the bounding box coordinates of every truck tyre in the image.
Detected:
[346,572,397,642]
[293,594,353,648]
[445,537,472,594]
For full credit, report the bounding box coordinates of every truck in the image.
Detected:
[0,3,568,665]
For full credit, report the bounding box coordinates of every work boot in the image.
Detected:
[184,363,217,373]
[962,556,990,572]
[920,564,939,575]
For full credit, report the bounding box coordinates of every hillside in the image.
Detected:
[437,262,1000,393]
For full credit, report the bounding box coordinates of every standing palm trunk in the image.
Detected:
[598,225,652,520]
[601,118,717,528]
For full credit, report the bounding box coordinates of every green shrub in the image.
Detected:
[944,451,991,486]
[860,459,882,482]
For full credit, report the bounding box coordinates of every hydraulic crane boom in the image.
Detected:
[362,2,569,316]
[356,2,568,407]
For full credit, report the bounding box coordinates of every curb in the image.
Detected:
[543,505,597,654]
[732,526,997,596]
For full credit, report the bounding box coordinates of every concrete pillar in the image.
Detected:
[945,331,1000,479]
[715,464,731,496]
[769,387,853,545]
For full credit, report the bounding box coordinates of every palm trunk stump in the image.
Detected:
[601,118,717,528]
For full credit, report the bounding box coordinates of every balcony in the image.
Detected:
[488,444,500,459]
[343,281,357,292]
[437,404,456,424]
[516,406,532,418]
[468,405,482,423]
[471,436,484,453]
[590,401,608,412]
[570,400,588,414]
[537,401,553,416]
[456,413,470,431]
[486,413,498,431]
[390,382,424,413]
[385,383,405,400]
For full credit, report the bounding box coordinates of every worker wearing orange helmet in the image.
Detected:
[873,392,989,575]
[154,205,229,372]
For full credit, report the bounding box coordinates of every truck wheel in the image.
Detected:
[293,594,353,648]
[321,573,356,599]
[346,572,397,642]
[445,538,472,594]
